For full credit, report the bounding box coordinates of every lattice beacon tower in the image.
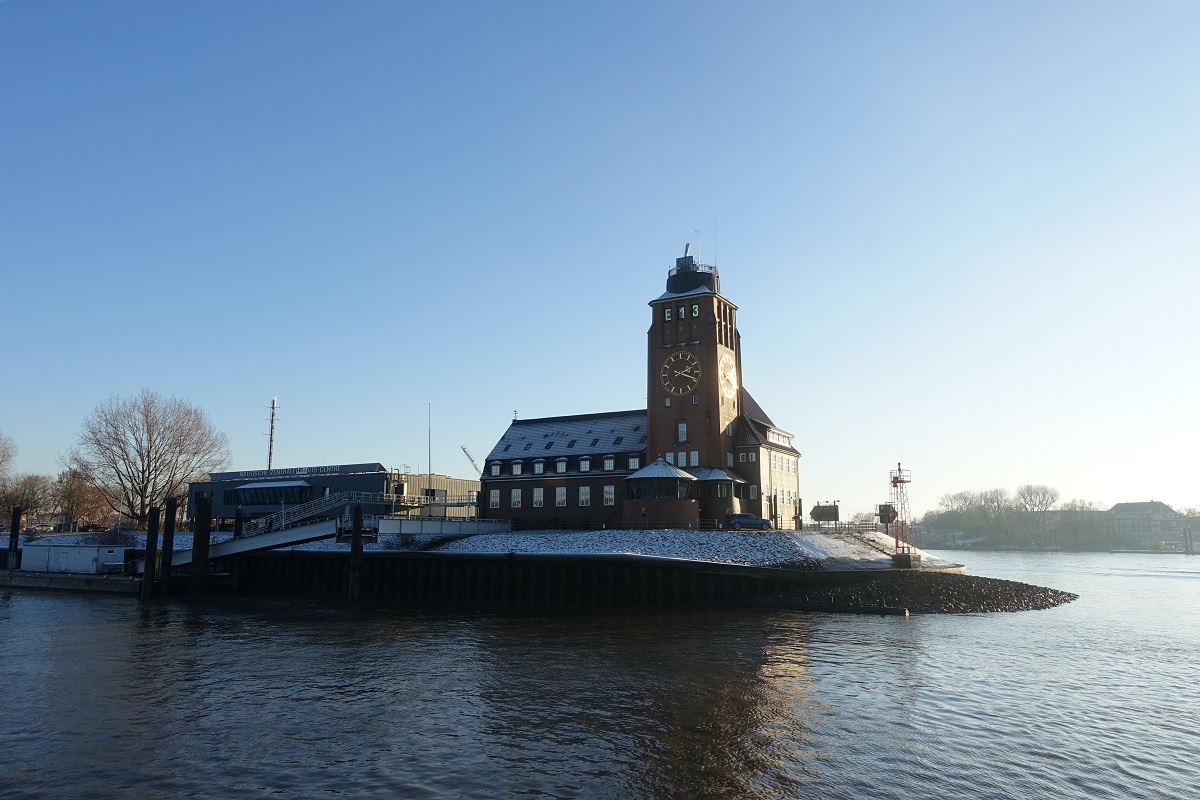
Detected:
[889,463,920,568]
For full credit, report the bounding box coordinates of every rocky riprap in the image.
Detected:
[777,570,1078,615]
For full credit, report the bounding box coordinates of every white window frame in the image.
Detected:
[677,422,687,443]
[579,458,591,472]
[603,485,615,506]
[532,487,543,508]
[534,461,544,474]
[556,459,567,473]
[512,462,523,476]
[490,464,500,476]
[555,486,567,507]
[628,456,640,470]
[579,486,591,506]
[603,457,614,471]
[510,488,521,508]
[489,489,500,509]
[690,451,699,466]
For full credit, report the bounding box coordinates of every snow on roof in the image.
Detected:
[485,410,647,461]
[625,457,695,481]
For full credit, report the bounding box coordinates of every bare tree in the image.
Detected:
[0,431,16,481]
[53,469,111,531]
[67,389,231,529]
[977,488,1013,546]
[0,474,54,527]
[1013,484,1060,547]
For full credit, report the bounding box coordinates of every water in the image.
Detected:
[1,552,1197,799]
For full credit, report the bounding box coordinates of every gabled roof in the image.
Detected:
[625,457,696,481]
[741,389,775,427]
[485,410,647,461]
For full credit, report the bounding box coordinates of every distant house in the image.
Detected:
[1108,501,1182,545]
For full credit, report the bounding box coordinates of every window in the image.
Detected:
[749,452,756,462]
[534,461,544,474]
[690,451,699,466]
[603,485,615,506]
[677,451,686,466]
[556,486,567,507]
[510,488,521,508]
[677,422,687,442]
[567,440,576,448]
[603,457,614,471]
[579,486,591,506]
[580,458,591,472]
[739,453,746,463]
[613,436,623,445]
[692,395,699,405]
[750,485,758,499]
[512,462,523,476]
[490,464,500,476]
[664,307,672,321]
[533,488,543,508]
[556,459,567,474]
[628,456,640,470]
[664,397,671,407]
[590,438,599,447]
[727,453,734,467]
[666,453,674,464]
[489,490,500,509]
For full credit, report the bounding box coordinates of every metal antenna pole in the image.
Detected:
[266,394,279,470]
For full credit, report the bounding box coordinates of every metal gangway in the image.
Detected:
[131,492,429,575]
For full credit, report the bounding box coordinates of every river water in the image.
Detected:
[1,552,1196,799]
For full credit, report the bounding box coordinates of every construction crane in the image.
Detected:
[461,446,481,475]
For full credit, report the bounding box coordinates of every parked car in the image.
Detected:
[728,513,772,530]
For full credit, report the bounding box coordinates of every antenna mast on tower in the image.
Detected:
[266,394,279,470]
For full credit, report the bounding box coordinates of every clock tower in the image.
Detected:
[645,252,744,522]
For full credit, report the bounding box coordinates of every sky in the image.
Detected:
[2,1,1198,517]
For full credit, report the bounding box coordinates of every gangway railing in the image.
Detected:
[242,492,426,537]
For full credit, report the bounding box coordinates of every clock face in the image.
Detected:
[719,353,738,399]
[660,351,701,396]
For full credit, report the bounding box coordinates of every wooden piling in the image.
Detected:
[142,506,160,600]
[348,504,363,601]
[160,496,177,596]
[191,497,212,599]
[7,506,19,570]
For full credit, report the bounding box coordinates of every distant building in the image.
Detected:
[479,252,801,530]
[1108,501,1183,545]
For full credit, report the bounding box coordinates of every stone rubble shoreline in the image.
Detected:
[770,570,1078,615]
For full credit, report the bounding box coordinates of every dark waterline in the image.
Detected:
[2,552,1197,799]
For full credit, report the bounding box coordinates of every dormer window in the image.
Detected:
[490,463,500,476]
[580,458,591,472]
[603,457,614,471]
[533,460,545,474]
[512,461,523,476]
[556,458,567,474]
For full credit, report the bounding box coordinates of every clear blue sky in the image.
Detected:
[3,1,1197,517]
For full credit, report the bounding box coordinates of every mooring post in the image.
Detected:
[161,496,177,595]
[349,503,364,602]
[191,497,212,599]
[7,506,20,570]
[142,506,160,600]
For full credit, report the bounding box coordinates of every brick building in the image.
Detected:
[480,252,800,529]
